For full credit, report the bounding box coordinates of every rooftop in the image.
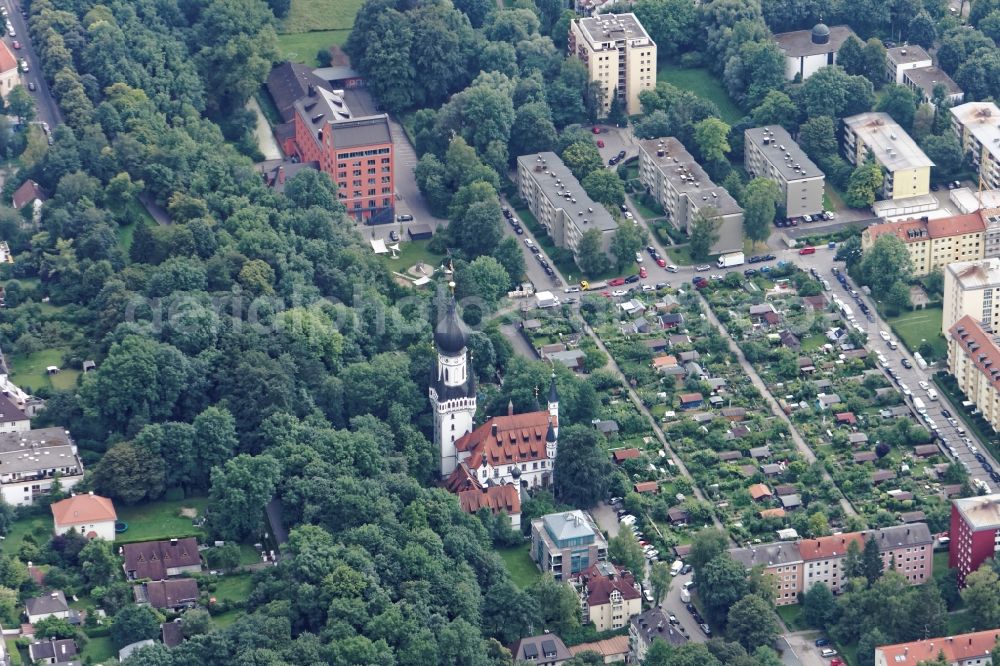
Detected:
[638,138,743,216]
[864,212,986,244]
[729,540,802,568]
[773,24,855,57]
[512,634,573,663]
[952,101,1000,160]
[454,410,555,469]
[574,13,654,48]
[947,257,1000,290]
[292,86,391,150]
[886,45,931,66]
[51,493,116,527]
[568,635,630,659]
[904,66,963,99]
[541,510,600,543]
[25,590,68,617]
[844,112,935,171]
[746,126,823,181]
[0,427,81,477]
[517,152,618,232]
[876,629,1000,664]
[952,492,1000,530]
[798,523,932,560]
[949,316,1000,396]
[631,608,689,647]
[0,40,16,74]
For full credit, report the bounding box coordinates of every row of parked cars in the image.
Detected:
[612,499,661,563]
[502,207,525,235]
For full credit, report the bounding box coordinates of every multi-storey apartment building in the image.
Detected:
[876,629,1000,666]
[729,524,934,603]
[729,540,803,606]
[943,258,1000,335]
[289,88,393,222]
[948,492,1000,586]
[0,428,84,506]
[568,13,656,115]
[952,102,1000,191]
[948,317,1000,435]
[844,112,934,201]
[517,152,617,259]
[861,213,986,276]
[638,137,743,254]
[744,126,825,218]
[884,45,964,106]
[886,45,932,83]
[531,510,608,581]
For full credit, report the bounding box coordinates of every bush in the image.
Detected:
[680,51,705,68]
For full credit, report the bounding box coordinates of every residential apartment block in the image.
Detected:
[571,561,642,631]
[744,126,825,218]
[948,492,1000,586]
[952,101,1000,191]
[531,510,608,581]
[0,428,84,506]
[844,112,934,201]
[948,317,1000,437]
[630,608,688,662]
[568,13,656,116]
[773,23,856,81]
[944,258,1000,335]
[885,45,963,106]
[638,137,743,255]
[875,629,1000,666]
[729,524,934,604]
[517,152,618,259]
[861,213,986,277]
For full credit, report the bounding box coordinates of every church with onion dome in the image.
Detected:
[430,290,559,528]
[773,22,857,81]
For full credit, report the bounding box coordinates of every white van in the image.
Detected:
[927,388,938,401]
[670,560,684,576]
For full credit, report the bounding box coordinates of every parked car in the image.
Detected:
[596,139,605,148]
[389,230,400,242]
[695,264,710,272]
[592,126,601,134]
[815,638,831,647]
[397,214,413,222]
[656,258,666,268]
[11,40,19,49]
[609,277,626,286]
[680,564,692,575]
[27,81,35,91]
[639,267,647,278]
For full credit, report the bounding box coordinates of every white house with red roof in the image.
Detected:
[431,293,560,526]
[51,493,117,540]
[0,41,18,100]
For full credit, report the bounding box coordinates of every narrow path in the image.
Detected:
[246,96,281,161]
[696,293,860,520]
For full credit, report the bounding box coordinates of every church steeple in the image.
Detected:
[430,282,477,478]
[547,371,559,439]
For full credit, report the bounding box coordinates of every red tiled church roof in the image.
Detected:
[457,411,554,469]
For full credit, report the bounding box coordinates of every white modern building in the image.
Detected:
[0,428,84,506]
[773,23,856,80]
[952,102,1000,191]
[745,126,825,218]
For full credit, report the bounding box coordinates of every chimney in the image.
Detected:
[508,399,514,416]
[491,422,498,437]
[277,166,285,185]
[308,84,316,97]
[170,538,178,545]
[88,490,94,495]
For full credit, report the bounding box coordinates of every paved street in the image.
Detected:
[660,569,707,644]
[4,0,61,130]
[783,631,829,666]
[785,248,999,493]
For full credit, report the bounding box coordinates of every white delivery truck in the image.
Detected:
[534,291,560,308]
[913,397,927,414]
[670,560,684,576]
[717,251,745,268]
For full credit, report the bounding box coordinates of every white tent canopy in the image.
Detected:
[370,238,389,254]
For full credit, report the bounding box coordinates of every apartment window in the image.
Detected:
[353,170,362,176]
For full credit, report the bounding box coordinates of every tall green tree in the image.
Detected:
[802,582,837,628]
[696,554,751,627]
[860,234,913,295]
[694,117,731,164]
[861,536,885,585]
[576,228,611,276]
[561,141,604,181]
[727,595,779,651]
[608,529,646,583]
[649,561,672,605]
[531,574,581,633]
[582,169,626,209]
[610,222,649,270]
[688,528,729,571]
[961,566,1000,628]
[845,160,884,209]
[875,84,918,130]
[689,208,720,261]
[553,424,614,507]
[208,454,281,542]
[742,178,781,243]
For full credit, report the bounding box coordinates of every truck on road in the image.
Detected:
[580,280,608,291]
[913,397,927,414]
[717,251,745,268]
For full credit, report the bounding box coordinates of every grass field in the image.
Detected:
[276,30,351,67]
[281,0,361,33]
[886,306,946,361]
[116,198,156,254]
[776,603,807,631]
[80,636,115,664]
[379,238,446,279]
[116,497,209,543]
[656,65,743,124]
[8,347,79,393]
[497,544,541,588]
[212,573,254,603]
[213,609,244,628]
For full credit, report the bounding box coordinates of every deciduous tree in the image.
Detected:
[610,221,648,270]
[742,178,781,243]
[208,454,281,541]
[727,595,779,651]
[608,529,646,582]
[553,424,614,508]
[689,208,720,261]
[582,169,626,210]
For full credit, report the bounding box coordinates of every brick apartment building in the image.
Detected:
[948,493,1000,585]
[730,523,934,605]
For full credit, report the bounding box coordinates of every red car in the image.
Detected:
[656,258,666,268]
[596,139,605,148]
[591,126,601,134]
[11,41,20,50]
[639,267,647,278]
[608,277,626,286]
[798,246,816,255]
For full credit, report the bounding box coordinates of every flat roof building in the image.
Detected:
[886,45,932,84]
[517,152,617,261]
[948,492,1000,585]
[943,257,1000,335]
[773,23,856,81]
[568,13,656,116]
[903,66,963,106]
[844,112,934,201]
[0,428,84,507]
[531,510,608,581]
[952,101,1000,191]
[948,318,1000,465]
[745,126,825,218]
[638,137,743,255]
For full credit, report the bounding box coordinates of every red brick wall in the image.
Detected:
[950,504,999,585]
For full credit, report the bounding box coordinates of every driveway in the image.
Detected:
[783,631,830,666]
[591,502,620,538]
[660,569,707,644]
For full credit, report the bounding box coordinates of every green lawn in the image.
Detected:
[255,88,282,127]
[115,497,209,544]
[801,333,827,352]
[885,306,946,360]
[276,30,352,67]
[116,197,156,255]
[281,0,361,33]
[776,603,808,631]
[212,573,254,603]
[8,347,78,394]
[212,609,245,628]
[80,636,115,664]
[656,65,743,124]
[379,238,446,280]
[497,544,542,589]
[239,543,262,566]
[4,514,48,559]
